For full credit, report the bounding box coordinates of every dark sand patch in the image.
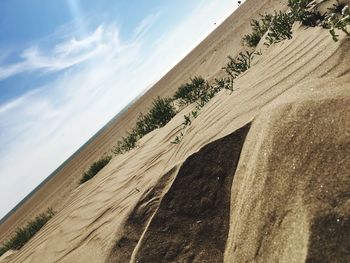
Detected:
[133,123,251,263]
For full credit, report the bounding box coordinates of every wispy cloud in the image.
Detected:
[133,12,161,40]
[0,26,109,80]
[0,0,238,218]
[0,24,140,217]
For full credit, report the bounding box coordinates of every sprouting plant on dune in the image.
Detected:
[322,5,350,41]
[0,246,7,257]
[191,110,198,118]
[327,0,348,14]
[196,96,208,108]
[148,97,177,128]
[215,77,234,92]
[243,14,273,47]
[255,49,262,56]
[113,131,138,154]
[132,97,176,140]
[182,114,192,127]
[171,132,183,145]
[243,0,326,47]
[288,0,325,27]
[223,51,254,79]
[267,0,350,44]
[80,155,112,184]
[287,0,313,14]
[0,208,55,257]
[265,11,295,46]
[134,112,156,138]
[113,96,176,154]
[174,76,224,108]
[171,77,228,145]
[173,76,208,107]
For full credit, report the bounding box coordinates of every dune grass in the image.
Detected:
[131,97,177,142]
[173,76,208,106]
[170,76,230,144]
[112,77,227,151]
[113,0,349,150]
[0,208,55,257]
[265,11,295,46]
[173,0,347,144]
[223,51,254,78]
[242,10,296,48]
[242,14,273,47]
[112,97,176,154]
[80,156,112,184]
[243,0,349,47]
[286,0,350,41]
[287,0,324,27]
[215,78,234,92]
[323,4,350,41]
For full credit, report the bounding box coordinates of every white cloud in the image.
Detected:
[0,26,109,80]
[0,0,239,218]
[133,12,161,40]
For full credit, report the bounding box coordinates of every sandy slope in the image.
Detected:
[224,79,350,262]
[1,0,350,262]
[0,0,284,244]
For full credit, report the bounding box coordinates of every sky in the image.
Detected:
[0,0,242,219]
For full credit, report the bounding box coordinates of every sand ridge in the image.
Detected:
[225,81,350,262]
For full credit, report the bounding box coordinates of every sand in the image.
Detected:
[1,0,349,262]
[0,0,285,244]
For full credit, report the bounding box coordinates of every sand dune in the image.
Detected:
[0,0,284,244]
[1,0,350,262]
[224,79,350,262]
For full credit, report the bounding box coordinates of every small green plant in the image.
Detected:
[191,110,198,118]
[265,11,295,46]
[148,97,177,128]
[171,132,183,145]
[198,95,209,107]
[134,113,156,138]
[215,77,234,92]
[173,76,208,106]
[0,246,7,257]
[121,132,138,152]
[172,75,225,122]
[113,96,176,154]
[327,0,347,14]
[287,0,324,27]
[173,76,222,109]
[243,14,273,47]
[171,78,222,145]
[223,51,254,78]
[0,208,55,256]
[80,156,112,184]
[323,5,350,41]
[255,49,262,56]
[132,97,176,140]
[182,114,192,127]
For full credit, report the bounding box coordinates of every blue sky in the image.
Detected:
[0,0,241,218]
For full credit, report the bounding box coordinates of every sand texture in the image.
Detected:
[1,0,350,262]
[0,0,285,244]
